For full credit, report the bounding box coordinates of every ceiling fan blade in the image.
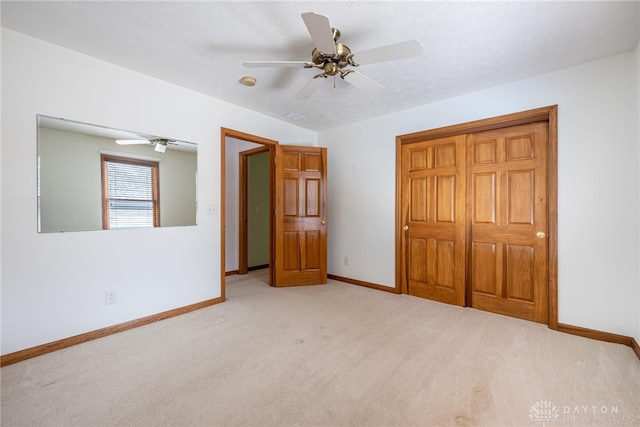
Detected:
[342,71,384,95]
[354,40,423,65]
[115,139,151,145]
[296,76,326,99]
[301,12,336,55]
[244,60,309,68]
[167,140,196,150]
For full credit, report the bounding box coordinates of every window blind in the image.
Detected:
[101,155,159,229]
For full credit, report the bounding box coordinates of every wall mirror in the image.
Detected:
[37,115,198,232]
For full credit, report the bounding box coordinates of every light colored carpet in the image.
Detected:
[1,269,639,426]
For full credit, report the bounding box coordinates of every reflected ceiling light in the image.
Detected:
[154,140,168,153]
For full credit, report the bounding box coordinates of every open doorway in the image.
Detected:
[221,128,277,300]
[238,146,271,275]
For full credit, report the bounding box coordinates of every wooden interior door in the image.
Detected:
[467,122,548,323]
[274,145,327,287]
[400,135,466,305]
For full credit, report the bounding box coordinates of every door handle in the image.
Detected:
[536,231,546,239]
[403,225,409,231]
[321,220,326,225]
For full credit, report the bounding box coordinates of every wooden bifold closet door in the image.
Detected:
[401,135,467,306]
[400,121,549,323]
[467,122,548,323]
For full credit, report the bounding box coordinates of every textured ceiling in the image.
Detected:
[2,1,639,132]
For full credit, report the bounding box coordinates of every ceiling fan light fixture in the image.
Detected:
[154,139,168,153]
[240,75,257,86]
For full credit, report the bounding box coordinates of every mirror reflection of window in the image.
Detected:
[37,115,198,233]
[101,155,160,229]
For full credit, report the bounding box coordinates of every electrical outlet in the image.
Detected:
[207,204,218,215]
[344,256,350,266]
[105,290,117,305]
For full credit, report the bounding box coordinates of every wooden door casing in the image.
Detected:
[401,135,466,306]
[274,145,328,287]
[467,122,548,323]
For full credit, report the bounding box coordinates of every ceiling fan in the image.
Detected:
[116,138,174,153]
[244,12,423,99]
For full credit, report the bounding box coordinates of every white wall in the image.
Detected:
[321,51,640,340]
[1,29,315,355]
